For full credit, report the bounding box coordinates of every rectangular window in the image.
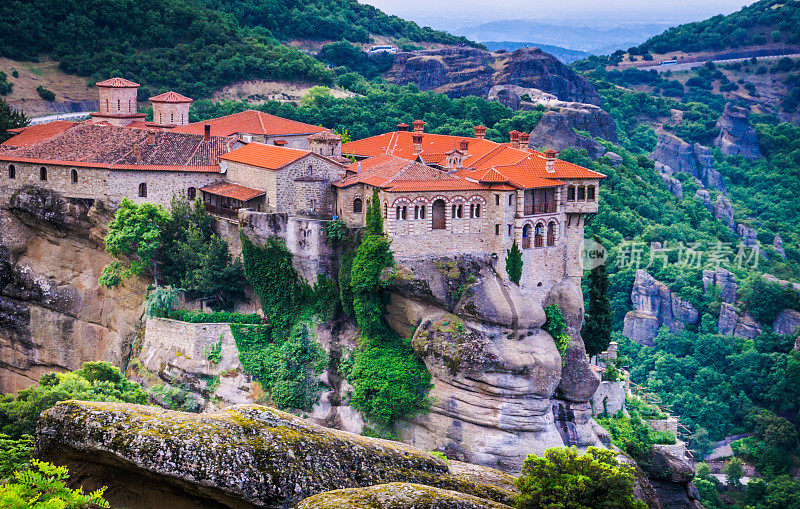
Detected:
[495,224,500,235]
[495,194,500,206]
[577,186,586,201]
[508,194,513,205]
[587,185,596,201]
[567,186,576,201]
[508,224,512,236]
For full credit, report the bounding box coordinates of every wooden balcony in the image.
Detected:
[523,202,557,216]
[204,203,239,222]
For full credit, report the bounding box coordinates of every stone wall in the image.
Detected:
[590,381,626,417]
[239,210,337,283]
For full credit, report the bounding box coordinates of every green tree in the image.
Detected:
[0,459,109,509]
[506,240,523,284]
[0,97,26,143]
[724,457,743,487]
[99,198,170,287]
[584,264,613,357]
[0,362,148,439]
[365,188,384,235]
[515,447,646,509]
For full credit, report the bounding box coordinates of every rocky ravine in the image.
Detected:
[387,47,600,104]
[0,187,146,392]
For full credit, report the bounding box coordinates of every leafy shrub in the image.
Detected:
[149,384,202,413]
[324,217,350,248]
[35,85,54,101]
[0,434,34,480]
[516,447,646,509]
[597,414,675,462]
[168,309,262,324]
[0,459,109,508]
[144,285,178,318]
[542,304,570,358]
[0,362,148,439]
[203,337,223,365]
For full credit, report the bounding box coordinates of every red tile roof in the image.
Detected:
[220,142,310,170]
[308,130,342,141]
[0,123,229,173]
[200,182,265,202]
[1,121,79,148]
[335,155,518,193]
[96,77,140,88]
[149,91,193,103]
[342,130,605,183]
[174,110,326,137]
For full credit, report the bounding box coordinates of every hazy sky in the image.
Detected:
[361,0,756,25]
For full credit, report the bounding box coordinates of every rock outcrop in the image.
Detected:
[702,268,737,304]
[644,445,702,509]
[622,270,699,346]
[386,255,603,472]
[713,195,735,231]
[0,187,146,392]
[718,302,762,340]
[695,189,712,212]
[651,133,726,192]
[36,401,517,509]
[297,483,513,509]
[774,309,800,336]
[774,234,786,259]
[388,47,600,104]
[714,103,761,160]
[526,103,618,158]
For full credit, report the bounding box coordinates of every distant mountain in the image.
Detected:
[460,20,672,55]
[482,42,590,64]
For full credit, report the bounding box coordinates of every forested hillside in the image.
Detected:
[0,0,474,98]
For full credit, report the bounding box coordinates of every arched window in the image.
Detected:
[432,199,446,230]
[307,164,313,176]
[414,205,420,219]
[39,167,47,181]
[402,206,407,220]
[70,169,78,183]
[471,203,481,218]
[547,221,556,246]
[522,224,532,249]
[7,164,15,179]
[396,206,401,220]
[534,223,544,248]
[567,186,576,201]
[587,185,596,201]
[452,204,463,218]
[353,198,363,213]
[469,203,475,218]
[187,187,196,200]
[577,186,586,201]
[138,182,147,198]
[419,205,425,219]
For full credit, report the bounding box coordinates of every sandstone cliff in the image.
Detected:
[36,400,518,509]
[387,48,600,104]
[714,103,761,160]
[386,255,604,472]
[0,187,146,392]
[650,132,726,193]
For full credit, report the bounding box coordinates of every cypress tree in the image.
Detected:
[583,264,612,357]
[506,240,523,284]
[365,188,383,235]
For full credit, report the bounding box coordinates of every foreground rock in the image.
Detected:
[298,483,513,509]
[388,47,600,104]
[36,401,516,509]
[714,103,761,160]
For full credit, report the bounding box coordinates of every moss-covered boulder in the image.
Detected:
[36,400,516,509]
[297,482,513,508]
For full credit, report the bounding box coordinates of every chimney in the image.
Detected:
[147,130,155,145]
[412,133,423,155]
[545,149,557,173]
[204,124,211,142]
[473,125,486,140]
[509,130,520,149]
[412,119,426,133]
[520,132,530,150]
[397,122,410,132]
[459,139,469,152]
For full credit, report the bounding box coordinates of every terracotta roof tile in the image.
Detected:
[220,142,309,169]
[149,91,193,103]
[1,121,79,148]
[0,123,229,172]
[200,182,264,202]
[308,130,341,141]
[174,110,326,137]
[95,77,140,88]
